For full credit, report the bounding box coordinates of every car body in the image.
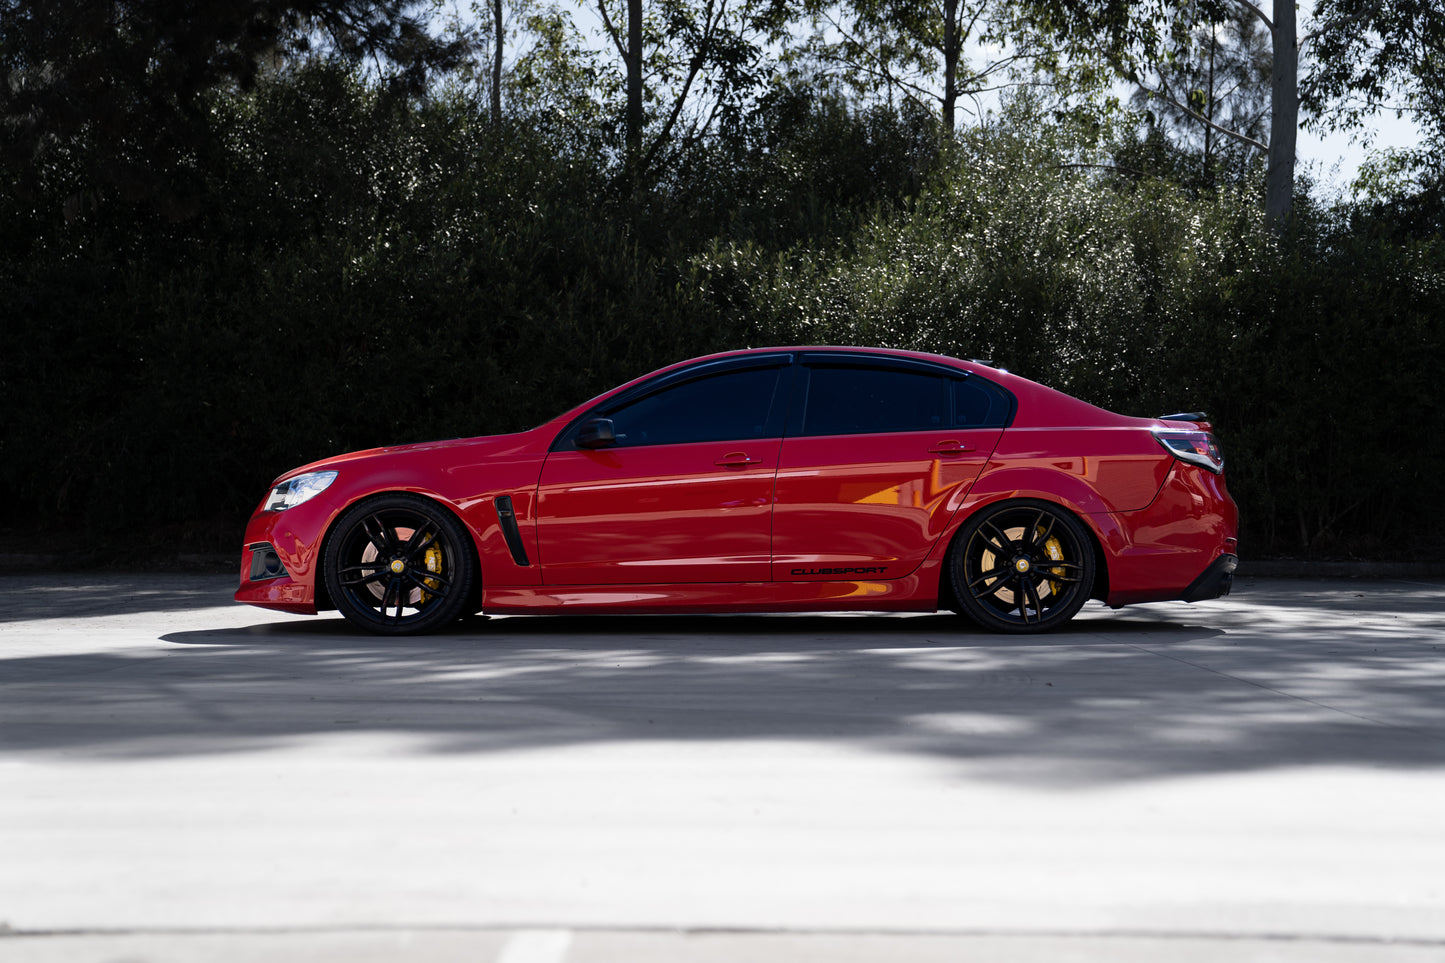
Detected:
[236,346,1238,633]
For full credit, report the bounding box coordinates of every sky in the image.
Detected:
[1300,113,1421,197]
[1292,0,1424,196]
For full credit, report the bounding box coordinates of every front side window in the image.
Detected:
[801,366,948,436]
[605,367,783,447]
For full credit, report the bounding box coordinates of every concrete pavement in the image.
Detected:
[2,574,1444,961]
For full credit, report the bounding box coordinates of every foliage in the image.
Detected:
[1127,1,1271,189]
[791,0,1008,131]
[1305,0,1445,189]
[673,83,943,246]
[695,98,1264,403]
[0,63,740,545]
[692,98,1445,556]
[0,0,470,213]
[1,45,1443,562]
[1000,0,1302,221]
[505,1,622,136]
[584,0,789,183]
[1304,0,1445,136]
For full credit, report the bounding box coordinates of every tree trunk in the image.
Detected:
[626,0,643,169]
[1265,0,1298,224]
[1204,30,1214,183]
[490,0,503,124]
[942,0,959,135]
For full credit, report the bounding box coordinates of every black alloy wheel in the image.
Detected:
[950,499,1095,633]
[324,493,476,635]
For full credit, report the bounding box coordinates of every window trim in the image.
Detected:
[787,357,1016,438]
[951,370,1017,430]
[551,354,794,452]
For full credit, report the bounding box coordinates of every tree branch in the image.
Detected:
[593,0,628,62]
[678,86,727,157]
[1301,0,1385,46]
[1223,0,1273,34]
[812,47,941,105]
[1139,83,1268,151]
[638,0,724,178]
[816,8,936,102]
[809,8,1028,113]
[969,52,1028,83]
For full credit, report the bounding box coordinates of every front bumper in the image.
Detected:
[233,495,338,615]
[236,541,316,614]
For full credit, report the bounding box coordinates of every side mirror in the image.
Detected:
[575,417,618,450]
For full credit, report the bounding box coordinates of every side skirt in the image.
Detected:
[483,574,938,615]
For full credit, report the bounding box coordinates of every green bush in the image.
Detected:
[691,103,1445,557]
[0,63,742,548]
[1,66,1441,560]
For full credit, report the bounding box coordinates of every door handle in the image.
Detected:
[927,440,974,454]
[715,452,761,467]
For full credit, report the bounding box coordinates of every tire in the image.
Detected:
[323,493,477,635]
[949,499,1096,634]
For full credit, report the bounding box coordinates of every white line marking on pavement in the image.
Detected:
[497,929,573,963]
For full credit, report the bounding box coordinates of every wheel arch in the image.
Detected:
[936,491,1113,611]
[316,488,485,616]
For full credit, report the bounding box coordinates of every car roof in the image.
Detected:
[539,345,1150,435]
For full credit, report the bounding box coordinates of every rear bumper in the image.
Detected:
[1102,462,1239,607]
[1181,553,1237,602]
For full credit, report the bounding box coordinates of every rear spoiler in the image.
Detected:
[1157,411,1213,432]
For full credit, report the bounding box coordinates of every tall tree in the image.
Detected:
[1129,1,1271,186]
[1004,0,1299,221]
[491,0,505,122]
[798,0,1027,133]
[590,0,782,185]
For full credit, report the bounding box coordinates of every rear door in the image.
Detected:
[771,357,1010,581]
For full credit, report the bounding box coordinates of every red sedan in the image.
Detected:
[236,347,1238,634]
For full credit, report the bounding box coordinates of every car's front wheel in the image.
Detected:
[949,499,1095,633]
[323,493,476,635]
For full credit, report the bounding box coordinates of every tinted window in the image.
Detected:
[802,366,948,436]
[955,376,1010,427]
[606,367,782,447]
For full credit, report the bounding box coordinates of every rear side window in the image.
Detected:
[955,376,1011,427]
[802,366,948,436]
[607,367,783,447]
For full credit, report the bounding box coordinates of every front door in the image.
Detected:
[536,362,789,585]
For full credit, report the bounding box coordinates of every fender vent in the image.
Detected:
[494,496,531,566]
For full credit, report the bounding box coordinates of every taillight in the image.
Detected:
[1153,429,1224,474]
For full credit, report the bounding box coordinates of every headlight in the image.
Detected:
[264,470,338,511]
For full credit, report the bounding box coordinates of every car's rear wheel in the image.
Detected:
[323,493,476,635]
[950,499,1095,633]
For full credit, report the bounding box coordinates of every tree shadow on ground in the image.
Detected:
[3,575,1444,786]
[0,573,236,622]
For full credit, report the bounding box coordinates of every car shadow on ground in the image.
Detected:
[160,608,1216,646]
[5,575,1445,787]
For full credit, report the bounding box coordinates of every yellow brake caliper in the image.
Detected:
[1041,528,1065,594]
[418,544,444,605]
